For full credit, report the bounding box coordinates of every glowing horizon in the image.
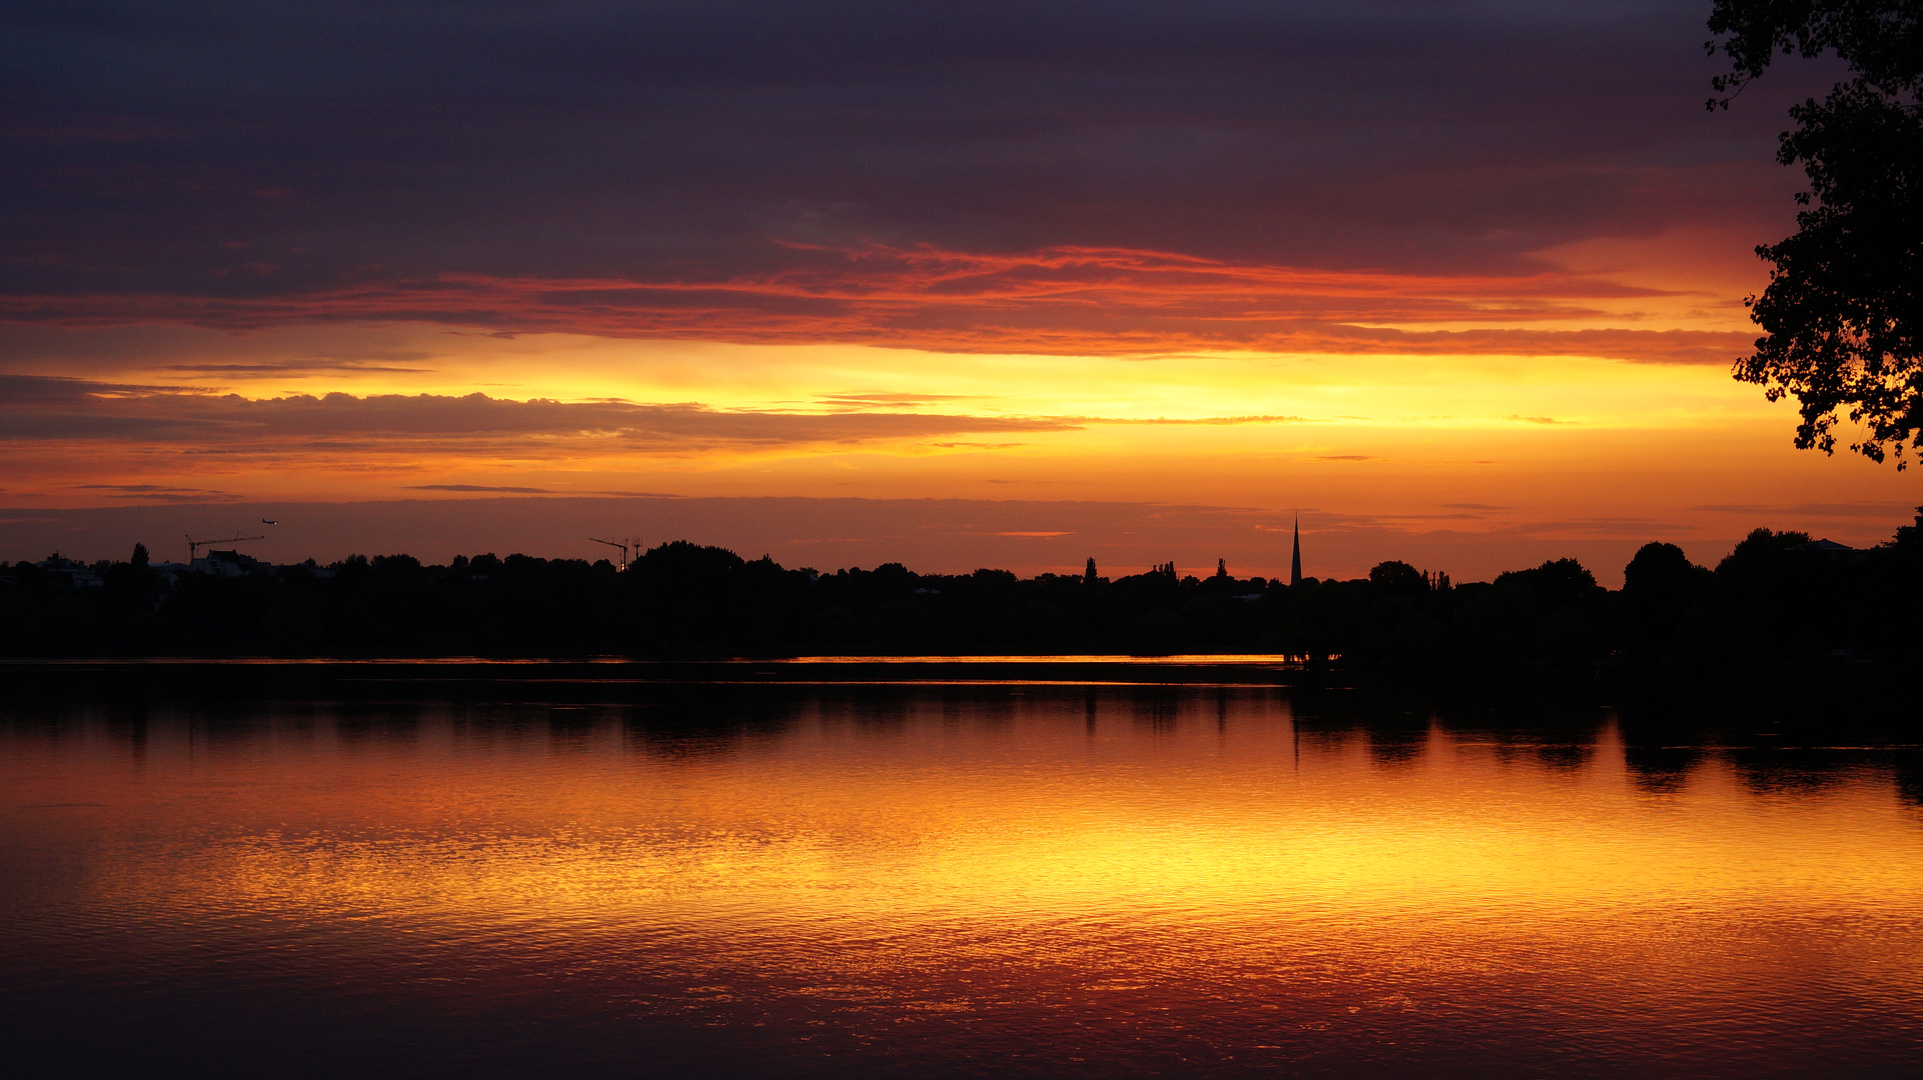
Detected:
[3,2,1916,579]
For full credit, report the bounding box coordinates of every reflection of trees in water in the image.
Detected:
[1895,755,1923,809]
[1365,719,1428,768]
[845,695,914,732]
[1285,680,1621,772]
[1285,681,1923,807]
[1336,678,1436,767]
[542,704,598,742]
[1530,742,1594,772]
[1726,748,1892,799]
[1621,708,1923,806]
[1292,685,1420,762]
[619,685,809,761]
[330,703,428,745]
[1436,694,1607,776]
[1279,683,1347,731]
[1479,740,1596,773]
[1622,745,1704,794]
[22,676,1923,811]
[1127,686,1182,733]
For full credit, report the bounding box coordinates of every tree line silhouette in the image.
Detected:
[3,511,1920,689]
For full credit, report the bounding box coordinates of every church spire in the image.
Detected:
[1290,514,1303,588]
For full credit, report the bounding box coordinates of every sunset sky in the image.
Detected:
[4,0,1916,581]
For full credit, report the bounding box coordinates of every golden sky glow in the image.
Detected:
[4,2,1918,579]
[3,234,1916,580]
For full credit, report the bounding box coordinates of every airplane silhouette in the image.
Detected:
[262,519,278,525]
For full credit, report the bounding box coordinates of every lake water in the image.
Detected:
[4,669,1922,1077]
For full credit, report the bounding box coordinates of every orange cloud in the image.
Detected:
[0,376,1326,470]
[0,244,1751,363]
[0,376,1086,452]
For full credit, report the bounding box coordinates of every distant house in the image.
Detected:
[34,553,104,588]
[150,562,192,586]
[191,549,265,577]
[1797,538,1868,562]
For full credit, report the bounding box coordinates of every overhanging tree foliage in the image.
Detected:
[1708,0,1923,466]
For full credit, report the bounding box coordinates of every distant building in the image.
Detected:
[150,562,191,586]
[1798,538,1867,561]
[1290,516,1303,588]
[34,553,103,588]
[192,549,264,577]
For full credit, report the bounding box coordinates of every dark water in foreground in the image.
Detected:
[4,669,1922,1078]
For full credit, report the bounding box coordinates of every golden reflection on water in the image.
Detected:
[5,687,1923,1076]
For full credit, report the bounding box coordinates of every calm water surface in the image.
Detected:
[4,676,1922,1077]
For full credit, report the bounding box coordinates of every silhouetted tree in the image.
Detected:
[1892,504,1923,551]
[1714,526,1814,595]
[1495,558,1602,610]
[1622,542,1713,661]
[1708,1,1923,466]
[1624,543,1709,602]
[1368,560,1425,597]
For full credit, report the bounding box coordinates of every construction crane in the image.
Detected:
[588,536,640,571]
[186,533,266,561]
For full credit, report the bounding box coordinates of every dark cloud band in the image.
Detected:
[1,1,1809,355]
[0,249,1753,362]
